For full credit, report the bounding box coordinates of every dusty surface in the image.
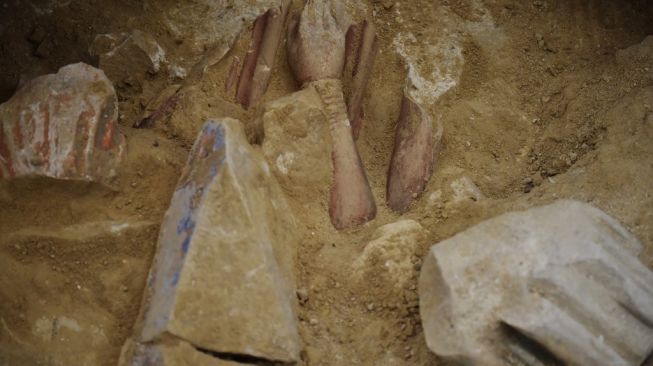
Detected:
[1,0,652,365]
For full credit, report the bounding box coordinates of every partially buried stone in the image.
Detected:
[137,118,300,363]
[353,220,427,291]
[419,200,653,366]
[261,86,332,199]
[90,30,166,85]
[0,63,125,188]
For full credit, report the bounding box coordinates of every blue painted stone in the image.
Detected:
[138,118,300,363]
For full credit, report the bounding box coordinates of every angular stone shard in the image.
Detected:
[139,118,300,363]
[0,63,125,187]
[419,200,653,366]
[90,30,166,85]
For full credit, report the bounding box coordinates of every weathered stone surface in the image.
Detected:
[0,63,125,187]
[354,220,427,290]
[261,86,332,199]
[119,338,254,366]
[419,200,653,366]
[138,118,300,362]
[90,30,166,85]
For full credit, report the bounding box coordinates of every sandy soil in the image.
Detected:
[1,0,652,365]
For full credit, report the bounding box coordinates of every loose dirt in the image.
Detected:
[1,0,652,365]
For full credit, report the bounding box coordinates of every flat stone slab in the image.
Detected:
[419,200,653,366]
[138,118,300,363]
[0,63,125,187]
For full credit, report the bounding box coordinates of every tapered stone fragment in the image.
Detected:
[387,94,442,213]
[419,200,653,366]
[236,0,290,109]
[139,119,300,363]
[0,63,125,187]
[286,0,375,230]
[343,20,378,139]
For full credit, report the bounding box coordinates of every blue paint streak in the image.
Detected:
[181,237,191,253]
[212,124,226,152]
[171,271,180,286]
[176,208,196,235]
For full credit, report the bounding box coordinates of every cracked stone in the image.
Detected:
[419,199,653,365]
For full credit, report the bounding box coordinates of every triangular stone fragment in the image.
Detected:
[138,118,300,363]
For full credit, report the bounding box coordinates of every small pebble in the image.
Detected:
[297,288,309,305]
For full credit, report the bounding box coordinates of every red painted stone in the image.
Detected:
[0,63,125,187]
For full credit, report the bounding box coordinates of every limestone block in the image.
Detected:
[0,63,125,187]
[261,86,332,199]
[419,200,653,366]
[139,118,300,363]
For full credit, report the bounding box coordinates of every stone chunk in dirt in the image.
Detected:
[138,118,300,363]
[354,220,427,290]
[419,200,653,365]
[0,63,125,187]
[261,86,332,199]
[90,30,166,86]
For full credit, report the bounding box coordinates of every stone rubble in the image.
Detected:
[353,220,428,290]
[0,63,125,187]
[419,200,653,366]
[134,118,301,363]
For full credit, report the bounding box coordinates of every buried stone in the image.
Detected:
[419,200,653,366]
[132,118,300,363]
[0,63,125,187]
